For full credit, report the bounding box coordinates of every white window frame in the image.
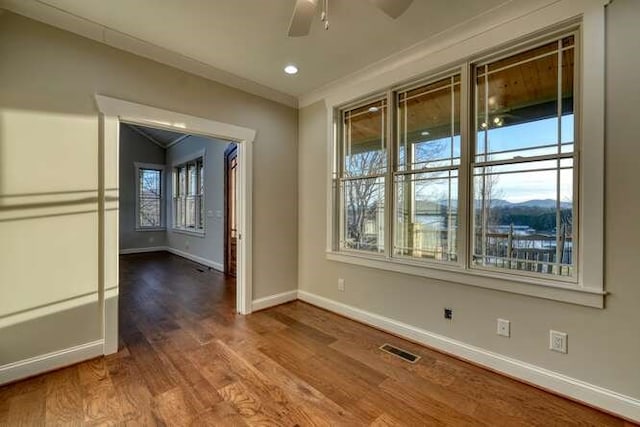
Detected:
[134,162,165,231]
[171,149,206,236]
[324,2,606,308]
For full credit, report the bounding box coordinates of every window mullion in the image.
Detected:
[459,63,471,270]
[385,90,394,259]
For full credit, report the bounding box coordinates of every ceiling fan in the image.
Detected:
[288,0,414,37]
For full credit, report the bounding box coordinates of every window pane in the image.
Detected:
[394,171,458,261]
[173,158,205,230]
[138,168,161,227]
[341,177,384,252]
[561,42,575,152]
[473,37,575,277]
[179,166,186,196]
[139,198,161,227]
[472,159,573,276]
[188,163,197,195]
[186,195,196,228]
[343,99,387,177]
[199,160,205,230]
[475,39,574,162]
[173,197,182,228]
[397,75,461,171]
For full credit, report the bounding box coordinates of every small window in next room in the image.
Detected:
[135,163,164,230]
[173,156,205,233]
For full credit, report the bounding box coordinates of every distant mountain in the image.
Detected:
[512,199,572,209]
[415,198,572,211]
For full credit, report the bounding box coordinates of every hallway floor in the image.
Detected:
[0,252,629,425]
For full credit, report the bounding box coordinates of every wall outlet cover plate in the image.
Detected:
[549,330,568,353]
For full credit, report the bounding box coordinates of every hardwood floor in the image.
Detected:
[0,252,631,426]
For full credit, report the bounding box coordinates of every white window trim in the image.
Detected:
[171,149,206,236]
[134,162,165,231]
[323,0,607,308]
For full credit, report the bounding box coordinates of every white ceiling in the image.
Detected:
[20,0,513,101]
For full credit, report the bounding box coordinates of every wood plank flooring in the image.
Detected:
[0,252,631,426]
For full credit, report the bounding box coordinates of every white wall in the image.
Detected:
[118,125,167,251]
[0,11,297,366]
[165,136,228,270]
[298,0,640,403]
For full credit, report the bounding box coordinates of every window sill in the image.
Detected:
[171,228,206,238]
[135,227,165,232]
[325,251,605,308]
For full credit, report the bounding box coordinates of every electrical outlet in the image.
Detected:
[338,278,345,291]
[549,330,568,353]
[497,319,510,337]
[444,308,453,319]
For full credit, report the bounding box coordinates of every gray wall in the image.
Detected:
[165,136,228,269]
[297,0,640,400]
[119,125,167,250]
[0,11,297,365]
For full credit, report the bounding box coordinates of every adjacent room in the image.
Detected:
[0,0,638,425]
[118,123,240,352]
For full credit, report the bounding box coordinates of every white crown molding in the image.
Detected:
[0,0,298,108]
[297,290,640,423]
[298,0,608,108]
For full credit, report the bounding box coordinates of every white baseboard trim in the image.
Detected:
[252,290,298,312]
[119,246,167,255]
[0,340,104,386]
[297,290,640,423]
[165,247,224,272]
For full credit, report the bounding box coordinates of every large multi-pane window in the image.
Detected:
[473,36,575,277]
[395,75,460,262]
[335,33,577,282]
[340,99,387,253]
[173,156,205,232]
[136,164,164,229]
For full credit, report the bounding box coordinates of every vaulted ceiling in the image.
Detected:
[3,0,515,103]
[125,124,189,148]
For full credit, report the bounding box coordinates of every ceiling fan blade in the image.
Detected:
[368,0,413,19]
[288,0,319,37]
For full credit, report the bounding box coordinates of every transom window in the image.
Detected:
[334,33,578,283]
[173,156,205,232]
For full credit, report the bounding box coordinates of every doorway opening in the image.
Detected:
[116,123,242,351]
[97,95,255,355]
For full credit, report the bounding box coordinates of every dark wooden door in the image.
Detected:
[224,144,238,277]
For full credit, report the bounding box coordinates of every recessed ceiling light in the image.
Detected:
[421,131,430,136]
[368,106,379,113]
[284,64,298,75]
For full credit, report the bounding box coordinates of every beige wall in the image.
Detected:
[0,12,297,365]
[165,136,229,268]
[298,0,640,399]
